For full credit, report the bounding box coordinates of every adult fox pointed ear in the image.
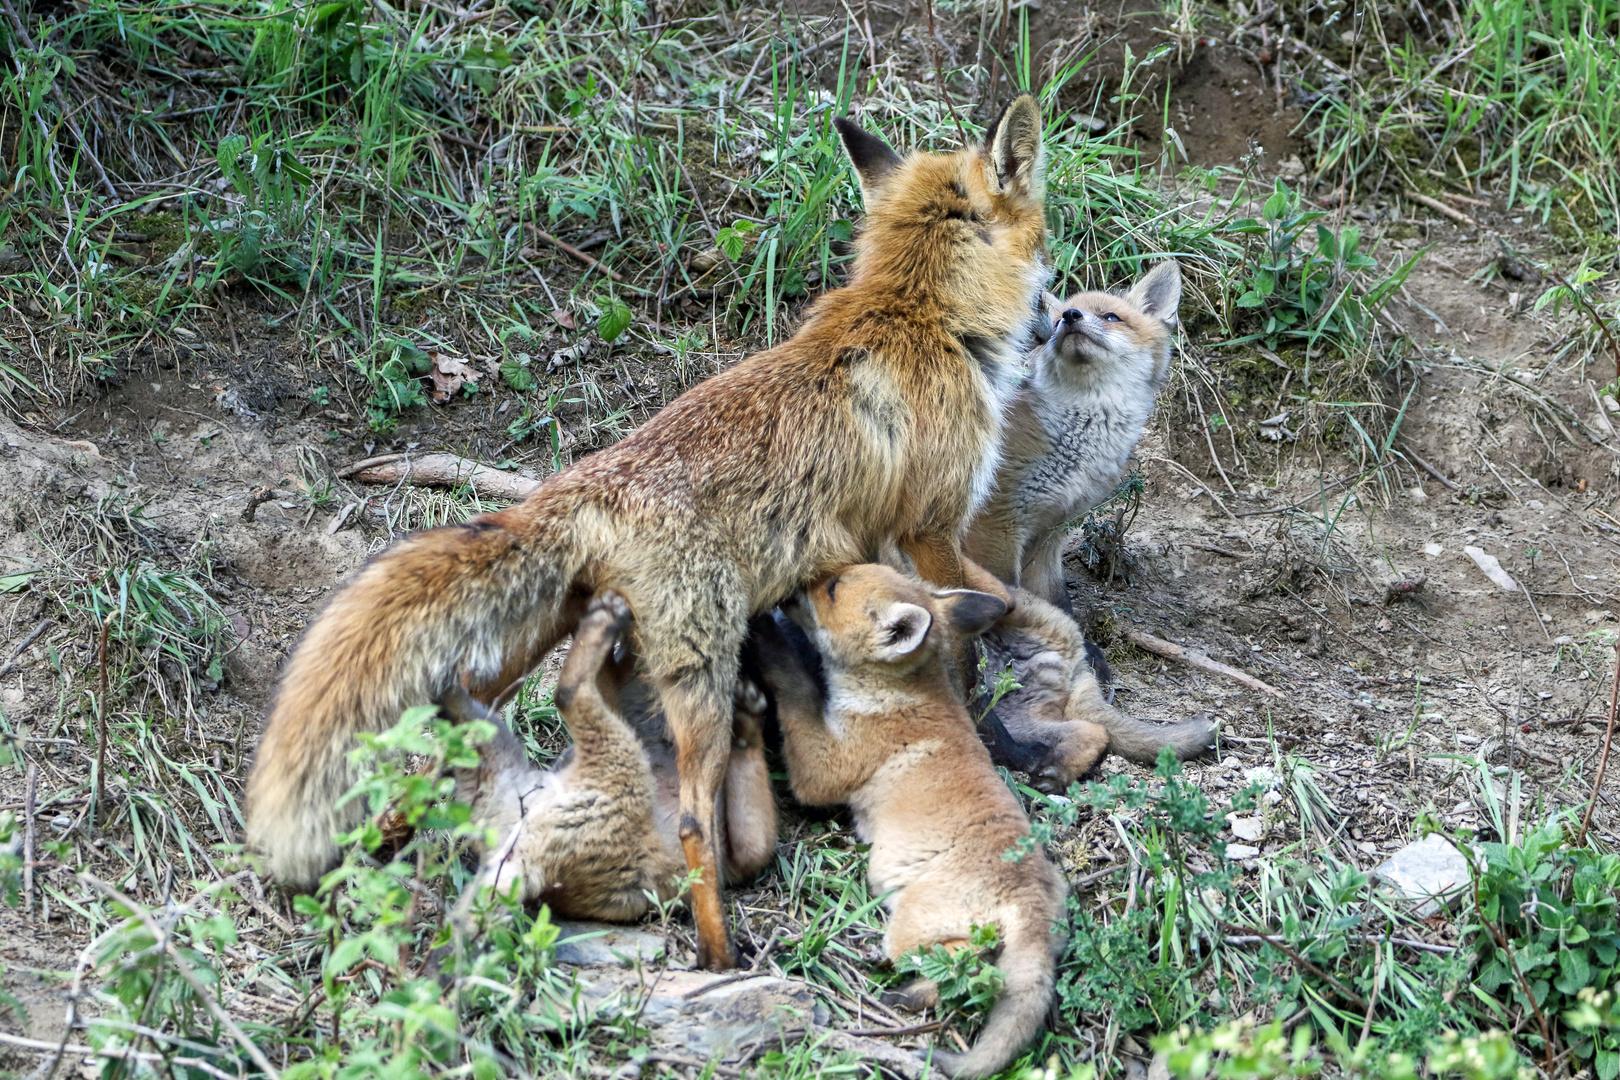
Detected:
[833,116,902,206]
[933,589,1009,638]
[983,94,1046,204]
[874,601,933,661]
[1127,260,1183,329]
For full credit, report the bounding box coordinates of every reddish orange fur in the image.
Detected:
[245,97,1053,970]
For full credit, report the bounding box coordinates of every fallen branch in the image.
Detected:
[528,227,625,283]
[1126,630,1285,698]
[340,452,542,502]
[1398,443,1461,491]
[0,618,53,678]
[1404,189,1478,229]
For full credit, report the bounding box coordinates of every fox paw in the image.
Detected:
[733,676,768,717]
[583,589,633,634]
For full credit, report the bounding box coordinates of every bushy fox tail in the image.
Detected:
[929,921,1059,1079]
[1068,668,1216,766]
[245,493,588,890]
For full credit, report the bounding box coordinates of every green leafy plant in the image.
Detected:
[360,337,433,431]
[1466,815,1620,1077]
[898,923,1006,1025]
[1223,180,1420,367]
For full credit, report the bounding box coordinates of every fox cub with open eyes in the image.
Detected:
[965,260,1182,611]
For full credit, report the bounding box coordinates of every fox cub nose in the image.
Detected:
[1061,309,1082,325]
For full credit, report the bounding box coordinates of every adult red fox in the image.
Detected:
[245,96,1053,969]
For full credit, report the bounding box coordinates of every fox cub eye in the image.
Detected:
[826,578,840,601]
[1101,312,1122,323]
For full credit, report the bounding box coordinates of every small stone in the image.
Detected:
[532,968,825,1062]
[1373,834,1471,917]
[1526,499,1544,511]
[1225,843,1261,860]
[1243,766,1281,790]
[1423,542,1443,557]
[553,921,666,966]
[1408,486,1428,503]
[1226,814,1263,841]
[1463,546,1519,592]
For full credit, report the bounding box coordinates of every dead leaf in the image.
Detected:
[551,308,576,330]
[429,353,481,403]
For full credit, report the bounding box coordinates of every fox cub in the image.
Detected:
[965,260,1182,610]
[445,592,775,926]
[754,564,1066,1080]
[976,585,1215,794]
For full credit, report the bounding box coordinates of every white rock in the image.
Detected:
[1463,546,1519,592]
[553,921,667,966]
[1423,542,1444,557]
[1408,486,1429,503]
[1243,766,1281,790]
[1226,814,1264,841]
[1373,834,1471,917]
[1224,843,1261,860]
[1526,499,1544,511]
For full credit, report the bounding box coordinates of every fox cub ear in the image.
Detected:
[875,601,934,661]
[833,116,902,205]
[933,588,1009,638]
[1127,260,1182,328]
[983,94,1045,203]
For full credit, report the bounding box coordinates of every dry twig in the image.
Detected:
[340,452,542,502]
[1126,630,1285,698]
[1403,189,1478,229]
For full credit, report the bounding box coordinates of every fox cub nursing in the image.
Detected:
[755,564,1066,1080]
[965,261,1182,610]
[444,592,775,926]
[247,96,1053,969]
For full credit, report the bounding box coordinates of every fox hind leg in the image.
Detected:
[661,673,743,970]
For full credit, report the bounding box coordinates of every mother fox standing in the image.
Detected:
[245,96,1054,970]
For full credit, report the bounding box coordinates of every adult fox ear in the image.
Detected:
[984,94,1046,204]
[833,116,902,206]
[933,589,1009,638]
[874,601,934,661]
[1127,260,1182,329]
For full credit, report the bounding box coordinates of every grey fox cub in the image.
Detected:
[966,261,1182,610]
[976,584,1215,794]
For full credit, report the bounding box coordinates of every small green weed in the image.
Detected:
[898,923,1005,1029]
[1222,181,1420,372]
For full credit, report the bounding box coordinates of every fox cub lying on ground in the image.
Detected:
[754,563,1067,1080]
[966,261,1182,611]
[444,592,775,927]
[976,584,1215,794]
